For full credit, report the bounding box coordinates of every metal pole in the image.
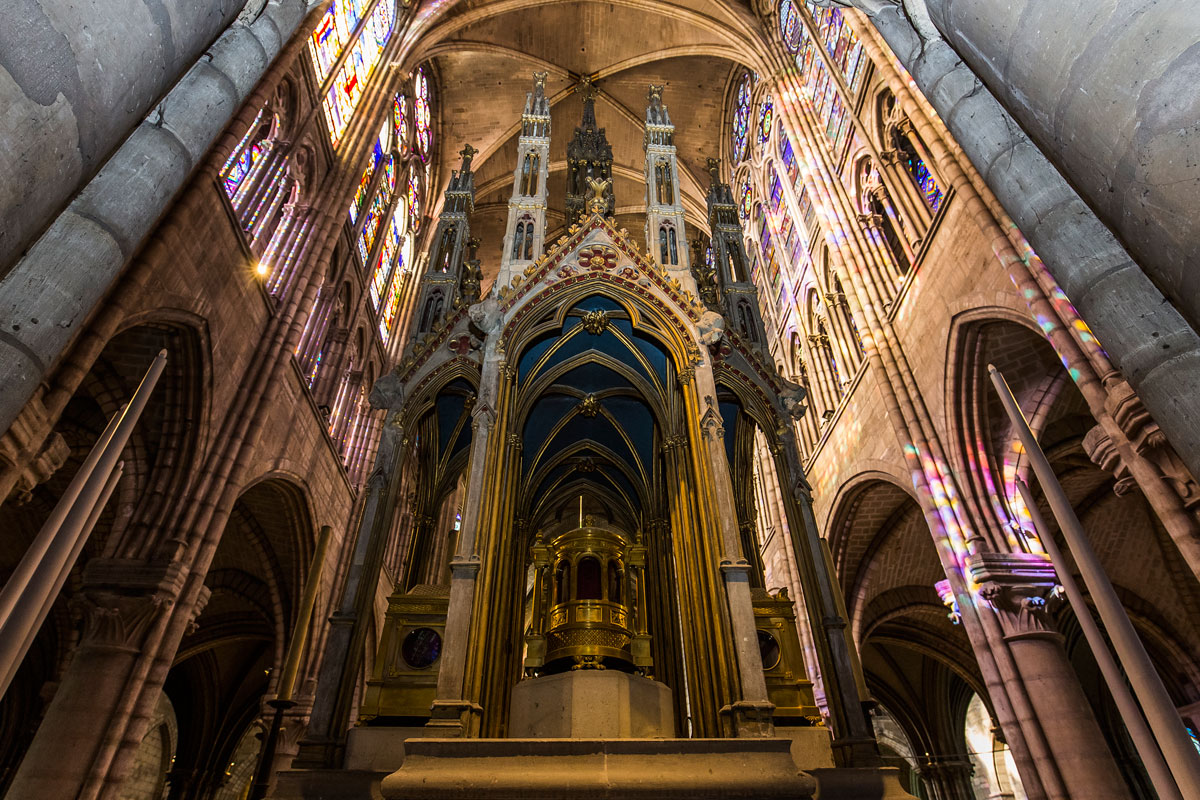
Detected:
[276,525,333,703]
[989,364,1200,796]
[0,403,125,626]
[0,350,166,696]
[1016,478,1181,800]
[0,462,125,695]
[248,524,333,800]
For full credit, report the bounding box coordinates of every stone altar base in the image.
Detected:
[380,737,816,799]
[510,670,673,738]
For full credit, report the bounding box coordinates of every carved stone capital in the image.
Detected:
[969,552,1061,640]
[70,592,169,652]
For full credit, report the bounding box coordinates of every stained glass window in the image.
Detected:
[377,256,404,341]
[779,132,798,183]
[321,0,396,146]
[780,1,867,160]
[348,134,388,224]
[732,74,752,161]
[759,96,774,145]
[358,189,387,265]
[903,147,944,212]
[414,67,432,158]
[740,182,753,221]
[407,172,421,233]
[806,2,866,93]
[394,93,408,153]
[371,212,403,307]
[382,155,396,196]
[779,0,803,50]
[221,112,268,200]
[308,0,363,82]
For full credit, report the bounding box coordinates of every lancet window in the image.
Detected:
[319,0,396,146]
[377,236,411,343]
[308,0,371,81]
[654,161,674,206]
[219,99,314,301]
[512,216,535,260]
[780,0,866,159]
[520,153,540,195]
[419,291,445,333]
[732,74,752,161]
[659,224,678,265]
[394,93,408,154]
[435,226,457,273]
[415,66,432,159]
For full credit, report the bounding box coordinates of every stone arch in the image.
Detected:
[164,476,314,800]
[948,312,1200,791]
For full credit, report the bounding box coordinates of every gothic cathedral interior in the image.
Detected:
[2,1,1200,799]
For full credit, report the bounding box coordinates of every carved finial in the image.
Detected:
[647,84,664,107]
[459,143,478,171]
[533,71,548,95]
[586,176,611,214]
[706,157,722,185]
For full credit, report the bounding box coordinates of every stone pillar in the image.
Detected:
[0,0,316,437]
[0,0,249,273]
[427,339,503,737]
[292,420,402,769]
[693,368,774,737]
[774,431,880,767]
[970,553,1130,800]
[7,560,203,798]
[918,0,1200,330]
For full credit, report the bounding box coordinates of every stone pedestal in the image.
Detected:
[510,670,674,738]
[381,738,815,799]
[775,725,836,770]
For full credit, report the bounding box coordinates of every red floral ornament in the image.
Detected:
[578,245,617,272]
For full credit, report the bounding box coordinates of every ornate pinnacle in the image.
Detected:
[533,71,548,96]
[706,157,722,186]
[647,84,664,107]
[459,143,478,172]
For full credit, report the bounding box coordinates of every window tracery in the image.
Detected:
[732,74,752,161]
[759,95,774,146]
[415,66,432,159]
[407,171,422,233]
[394,93,408,154]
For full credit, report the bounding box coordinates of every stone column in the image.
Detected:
[774,431,880,767]
[918,0,1200,330]
[0,0,250,272]
[696,392,775,737]
[427,338,503,736]
[0,0,316,436]
[291,420,403,769]
[7,560,203,797]
[970,553,1130,799]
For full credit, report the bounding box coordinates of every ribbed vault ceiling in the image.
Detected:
[404,0,766,282]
